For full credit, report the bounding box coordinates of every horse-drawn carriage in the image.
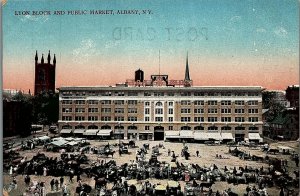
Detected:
[167,180,181,195]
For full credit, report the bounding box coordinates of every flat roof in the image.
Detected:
[58,86,264,91]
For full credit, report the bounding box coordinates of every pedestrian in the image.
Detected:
[24,175,30,185]
[50,179,55,191]
[9,165,13,175]
[69,170,74,182]
[54,179,59,191]
[196,150,199,157]
[168,149,171,156]
[12,177,17,189]
[63,184,68,196]
[43,167,47,176]
[77,173,81,182]
[60,176,64,188]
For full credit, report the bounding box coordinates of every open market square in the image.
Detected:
[3,131,299,196]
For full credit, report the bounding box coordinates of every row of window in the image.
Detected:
[62,116,259,122]
[62,100,259,106]
[64,107,259,114]
[62,91,260,97]
[62,116,138,121]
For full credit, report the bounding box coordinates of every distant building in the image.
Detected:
[3,99,32,137]
[269,107,299,140]
[286,85,299,108]
[58,54,264,143]
[263,90,290,108]
[34,50,56,95]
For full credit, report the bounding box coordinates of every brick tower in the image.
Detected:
[34,50,56,95]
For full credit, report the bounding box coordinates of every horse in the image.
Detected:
[199,181,214,189]
[104,150,115,158]
[267,149,279,154]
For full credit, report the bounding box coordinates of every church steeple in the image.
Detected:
[53,54,56,65]
[41,54,44,64]
[47,50,51,64]
[184,52,190,81]
[35,50,38,63]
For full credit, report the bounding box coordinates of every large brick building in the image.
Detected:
[58,55,263,142]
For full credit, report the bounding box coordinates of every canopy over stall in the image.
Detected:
[83,129,99,136]
[97,130,112,136]
[60,129,72,134]
[179,131,194,138]
[165,131,180,138]
[248,133,263,142]
[50,140,68,146]
[73,129,85,134]
[194,132,221,140]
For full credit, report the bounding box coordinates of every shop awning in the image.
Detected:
[179,131,194,138]
[83,129,99,135]
[97,129,112,136]
[139,131,153,134]
[114,130,124,134]
[248,133,262,140]
[221,133,234,140]
[73,129,85,134]
[165,131,180,138]
[60,129,72,134]
[194,132,221,140]
[51,140,67,146]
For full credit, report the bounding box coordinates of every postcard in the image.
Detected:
[2,0,299,196]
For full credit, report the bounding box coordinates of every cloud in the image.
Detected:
[72,39,97,63]
[274,27,288,37]
[256,28,266,33]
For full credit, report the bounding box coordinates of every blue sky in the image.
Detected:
[3,0,299,90]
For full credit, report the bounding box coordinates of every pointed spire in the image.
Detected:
[41,54,44,64]
[53,54,56,65]
[184,52,190,81]
[35,50,38,62]
[47,50,51,63]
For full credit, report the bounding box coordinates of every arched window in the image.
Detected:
[249,126,259,131]
[101,125,111,130]
[181,126,191,130]
[221,126,232,130]
[155,102,163,107]
[235,126,245,130]
[208,126,218,131]
[114,125,124,130]
[194,126,204,130]
[128,125,137,130]
[88,125,98,129]
[62,125,72,129]
[75,125,85,129]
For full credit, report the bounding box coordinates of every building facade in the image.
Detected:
[58,55,263,142]
[34,50,56,95]
[286,85,299,108]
